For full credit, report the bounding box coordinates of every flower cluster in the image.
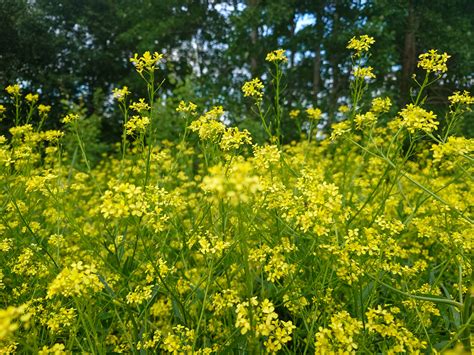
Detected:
[265,49,288,63]
[112,86,131,101]
[176,100,197,114]
[347,35,375,54]
[219,127,252,151]
[448,90,473,106]
[398,104,438,133]
[25,93,39,103]
[289,109,300,119]
[130,51,164,74]
[5,84,21,96]
[417,49,450,73]
[38,104,51,115]
[314,310,363,353]
[371,97,392,113]
[306,107,322,121]
[431,136,473,163]
[353,66,376,79]
[129,98,150,112]
[125,115,150,135]
[61,113,80,124]
[354,111,377,130]
[241,78,264,101]
[47,262,103,298]
[235,298,296,352]
[366,306,427,353]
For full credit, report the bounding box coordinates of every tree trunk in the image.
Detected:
[249,0,259,76]
[399,0,417,105]
[312,7,324,101]
[328,3,341,128]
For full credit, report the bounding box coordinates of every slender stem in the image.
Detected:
[368,273,463,309]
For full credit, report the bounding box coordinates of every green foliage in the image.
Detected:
[0,42,472,353]
[1,0,473,140]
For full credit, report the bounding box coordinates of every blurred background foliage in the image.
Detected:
[1,0,473,143]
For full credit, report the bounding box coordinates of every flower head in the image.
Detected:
[266,49,288,63]
[112,86,130,102]
[125,115,151,135]
[6,84,21,96]
[417,49,450,73]
[398,104,438,134]
[176,100,198,114]
[330,121,351,140]
[354,112,377,130]
[289,109,300,119]
[242,78,264,101]
[188,106,226,142]
[371,97,392,114]
[129,98,150,112]
[353,66,376,80]
[306,107,322,121]
[219,127,252,151]
[62,113,80,124]
[347,35,375,55]
[448,90,473,106]
[130,51,164,74]
[25,93,39,103]
[47,261,103,298]
[38,104,51,115]
[338,105,350,113]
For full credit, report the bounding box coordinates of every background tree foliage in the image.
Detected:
[1,0,473,141]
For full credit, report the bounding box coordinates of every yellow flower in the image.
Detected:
[398,104,438,134]
[315,310,363,353]
[125,115,151,135]
[306,107,322,121]
[265,49,287,63]
[130,51,164,74]
[38,104,51,115]
[330,120,351,140]
[0,304,30,341]
[126,285,153,305]
[5,84,21,96]
[46,261,103,298]
[417,49,450,73]
[38,343,67,354]
[25,93,39,103]
[129,98,150,112]
[112,86,130,101]
[347,35,375,54]
[242,78,264,101]
[45,307,76,333]
[289,109,300,119]
[353,66,376,79]
[366,306,427,353]
[188,106,226,142]
[176,100,197,114]
[219,127,252,151]
[354,111,377,130]
[448,90,473,106]
[61,113,80,124]
[371,97,392,114]
[338,105,350,113]
[432,136,474,163]
[0,104,5,115]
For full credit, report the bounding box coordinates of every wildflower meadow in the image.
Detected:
[0,33,473,354]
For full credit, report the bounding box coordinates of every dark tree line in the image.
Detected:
[1,0,473,139]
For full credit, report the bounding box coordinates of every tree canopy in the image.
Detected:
[1,0,473,139]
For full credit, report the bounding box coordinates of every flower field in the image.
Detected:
[0,36,472,354]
